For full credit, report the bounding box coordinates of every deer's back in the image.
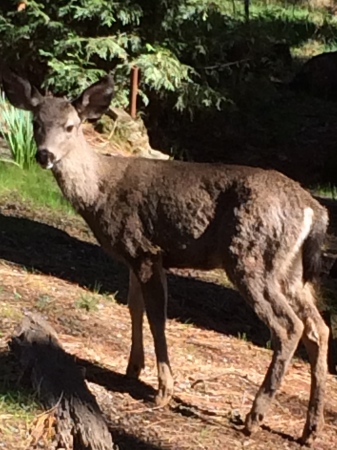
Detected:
[81,157,325,270]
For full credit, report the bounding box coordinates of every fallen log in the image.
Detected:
[9,312,114,450]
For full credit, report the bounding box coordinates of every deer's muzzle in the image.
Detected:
[35,149,55,169]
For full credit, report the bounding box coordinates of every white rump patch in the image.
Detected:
[294,207,313,254]
[283,207,313,290]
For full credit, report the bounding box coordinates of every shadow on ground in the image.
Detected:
[0,213,270,347]
[77,356,157,402]
[1,208,337,367]
[2,345,337,450]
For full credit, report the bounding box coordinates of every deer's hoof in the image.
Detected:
[244,412,264,435]
[299,422,321,447]
[155,386,173,407]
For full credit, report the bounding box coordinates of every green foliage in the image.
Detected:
[0,92,36,169]
[0,1,197,108]
[0,162,75,214]
[1,0,337,140]
[0,390,39,420]
[75,292,99,312]
[0,1,248,111]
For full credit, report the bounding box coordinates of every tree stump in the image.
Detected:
[9,313,114,450]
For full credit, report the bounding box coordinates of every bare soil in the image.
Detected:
[0,194,337,450]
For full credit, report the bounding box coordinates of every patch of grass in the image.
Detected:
[0,389,40,447]
[237,332,247,341]
[35,294,53,312]
[75,292,99,312]
[22,266,40,275]
[88,280,118,302]
[216,0,337,62]
[197,425,213,443]
[0,162,75,214]
[91,280,103,295]
[0,390,39,422]
[102,291,118,303]
[13,290,22,300]
[0,303,22,320]
[311,184,337,199]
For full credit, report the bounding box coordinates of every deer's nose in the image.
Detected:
[35,149,55,169]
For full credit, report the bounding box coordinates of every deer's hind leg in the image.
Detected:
[245,282,304,433]
[291,282,329,445]
[227,258,304,434]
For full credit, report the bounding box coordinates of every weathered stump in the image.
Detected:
[9,313,114,450]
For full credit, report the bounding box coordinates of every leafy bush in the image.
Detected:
[1,1,336,113]
[0,1,261,112]
[0,92,36,169]
[0,1,198,108]
[1,0,337,174]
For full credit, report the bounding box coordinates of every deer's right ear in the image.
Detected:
[1,70,42,111]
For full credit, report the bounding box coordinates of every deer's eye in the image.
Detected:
[65,125,74,133]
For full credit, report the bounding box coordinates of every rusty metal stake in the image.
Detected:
[129,66,139,119]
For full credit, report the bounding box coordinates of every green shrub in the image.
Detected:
[1,0,336,116]
[0,1,234,112]
[1,0,337,169]
[0,92,36,169]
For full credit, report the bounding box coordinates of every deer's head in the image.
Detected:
[2,71,114,169]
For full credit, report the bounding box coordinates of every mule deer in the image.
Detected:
[2,71,329,445]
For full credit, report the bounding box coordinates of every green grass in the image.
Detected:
[0,389,40,446]
[35,294,53,312]
[0,162,75,214]
[0,390,39,422]
[311,184,337,200]
[216,0,337,56]
[75,292,100,312]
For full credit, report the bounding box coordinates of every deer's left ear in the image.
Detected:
[72,74,114,121]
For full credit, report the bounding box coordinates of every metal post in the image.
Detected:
[129,66,139,119]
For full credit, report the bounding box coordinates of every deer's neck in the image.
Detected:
[52,135,103,211]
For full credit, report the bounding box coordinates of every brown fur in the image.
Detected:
[2,71,330,445]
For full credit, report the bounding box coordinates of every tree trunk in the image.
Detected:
[10,313,114,450]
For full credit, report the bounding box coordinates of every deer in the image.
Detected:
[1,70,330,445]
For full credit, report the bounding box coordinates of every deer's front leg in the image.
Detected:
[126,269,145,379]
[139,261,174,406]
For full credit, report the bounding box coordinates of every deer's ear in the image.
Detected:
[72,74,114,121]
[1,69,42,111]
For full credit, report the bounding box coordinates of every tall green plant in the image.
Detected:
[0,92,36,169]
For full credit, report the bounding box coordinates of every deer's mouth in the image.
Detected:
[35,149,56,169]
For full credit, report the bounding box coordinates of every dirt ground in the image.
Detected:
[0,193,337,450]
